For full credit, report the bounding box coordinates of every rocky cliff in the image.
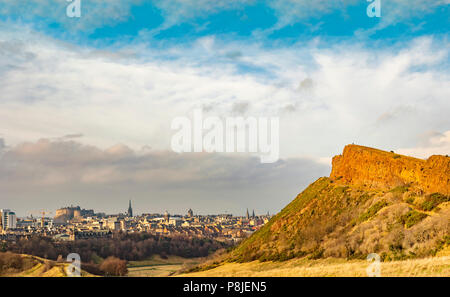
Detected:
[330,145,450,195]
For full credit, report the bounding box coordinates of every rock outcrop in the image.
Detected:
[330,145,450,195]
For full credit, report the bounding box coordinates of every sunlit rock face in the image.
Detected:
[330,145,450,195]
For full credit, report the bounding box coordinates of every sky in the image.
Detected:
[0,0,449,216]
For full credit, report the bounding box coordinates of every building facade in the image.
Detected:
[0,209,17,230]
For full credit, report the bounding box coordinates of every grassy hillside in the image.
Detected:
[228,177,449,263]
[181,255,450,277]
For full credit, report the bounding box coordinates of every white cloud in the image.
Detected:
[397,130,450,159]
[0,28,448,160]
[0,138,329,216]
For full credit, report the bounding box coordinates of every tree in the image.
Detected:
[99,257,128,276]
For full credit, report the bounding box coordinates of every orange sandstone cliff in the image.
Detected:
[330,145,450,195]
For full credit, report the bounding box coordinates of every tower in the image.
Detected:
[252,209,255,219]
[246,208,249,220]
[187,208,193,218]
[164,211,170,222]
[0,209,15,230]
[127,200,133,217]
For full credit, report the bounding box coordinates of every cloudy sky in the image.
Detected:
[0,0,449,216]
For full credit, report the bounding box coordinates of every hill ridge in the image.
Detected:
[226,145,450,263]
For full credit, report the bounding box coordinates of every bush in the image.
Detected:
[100,257,128,276]
[81,263,105,276]
[357,200,389,223]
[0,252,23,270]
[308,248,324,260]
[390,185,409,194]
[399,210,428,228]
[420,193,450,211]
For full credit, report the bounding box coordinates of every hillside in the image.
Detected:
[0,252,95,277]
[227,145,449,263]
[182,255,450,277]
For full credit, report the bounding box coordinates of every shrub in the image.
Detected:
[81,263,105,276]
[0,252,23,270]
[100,257,128,276]
[405,196,415,204]
[399,210,428,228]
[431,235,450,256]
[420,193,450,211]
[357,200,389,223]
[308,248,324,260]
[390,185,409,194]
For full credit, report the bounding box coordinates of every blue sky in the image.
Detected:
[1,1,449,46]
[0,1,449,215]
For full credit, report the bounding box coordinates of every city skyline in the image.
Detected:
[1,200,266,219]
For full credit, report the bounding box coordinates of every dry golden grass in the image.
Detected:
[128,255,202,277]
[180,256,450,277]
[2,254,96,277]
[128,264,184,277]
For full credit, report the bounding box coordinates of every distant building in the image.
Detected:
[120,220,128,231]
[0,209,17,230]
[54,206,95,223]
[246,208,249,220]
[164,211,170,222]
[127,200,133,217]
[16,218,36,228]
[106,217,121,230]
[187,208,193,218]
[168,218,182,227]
[53,233,72,241]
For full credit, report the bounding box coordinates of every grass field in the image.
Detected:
[127,255,203,277]
[180,256,450,277]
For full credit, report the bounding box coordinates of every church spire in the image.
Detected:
[128,200,133,217]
